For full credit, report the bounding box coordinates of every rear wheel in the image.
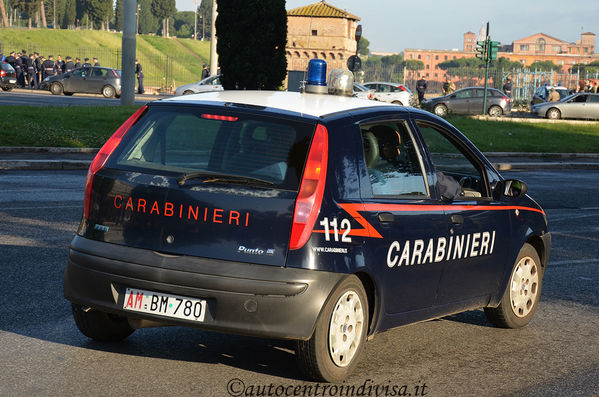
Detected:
[50,82,63,95]
[546,108,561,120]
[433,104,448,117]
[295,275,368,382]
[488,105,503,117]
[102,85,116,98]
[71,303,135,341]
[484,243,543,329]
[2,86,13,92]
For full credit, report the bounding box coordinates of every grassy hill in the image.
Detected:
[0,28,211,91]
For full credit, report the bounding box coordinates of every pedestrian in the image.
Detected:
[82,58,92,67]
[26,53,37,89]
[74,57,81,69]
[416,76,427,105]
[42,55,56,79]
[55,55,65,74]
[547,88,560,102]
[64,56,75,73]
[201,64,210,79]
[15,51,25,87]
[34,53,43,87]
[442,76,455,96]
[135,59,145,94]
[93,57,100,66]
[502,77,513,98]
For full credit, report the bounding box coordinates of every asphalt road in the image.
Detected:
[0,169,597,396]
[0,89,164,106]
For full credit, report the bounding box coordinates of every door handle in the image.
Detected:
[377,212,394,223]
[451,214,464,225]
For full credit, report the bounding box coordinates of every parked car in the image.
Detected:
[530,85,569,106]
[352,82,374,100]
[531,92,599,120]
[422,87,511,117]
[0,62,17,91]
[174,74,223,96]
[64,88,549,383]
[40,66,121,98]
[361,81,416,106]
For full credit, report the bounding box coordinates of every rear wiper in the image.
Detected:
[177,171,275,187]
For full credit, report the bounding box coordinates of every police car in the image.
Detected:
[64,65,550,383]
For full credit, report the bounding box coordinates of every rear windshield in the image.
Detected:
[108,106,316,190]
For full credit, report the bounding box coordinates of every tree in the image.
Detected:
[528,60,561,72]
[151,0,176,36]
[403,59,424,70]
[62,0,76,27]
[197,0,212,39]
[173,11,194,37]
[138,0,160,34]
[0,0,8,27]
[216,0,287,90]
[114,0,124,31]
[358,36,369,56]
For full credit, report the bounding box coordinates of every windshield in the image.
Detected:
[109,106,316,190]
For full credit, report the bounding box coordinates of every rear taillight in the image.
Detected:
[83,105,147,219]
[503,96,510,102]
[289,124,328,250]
[0,70,5,77]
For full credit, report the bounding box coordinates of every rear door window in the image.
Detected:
[361,121,428,197]
[110,107,315,190]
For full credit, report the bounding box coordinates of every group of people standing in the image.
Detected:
[1,50,101,89]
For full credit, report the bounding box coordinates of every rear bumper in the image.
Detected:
[64,235,344,340]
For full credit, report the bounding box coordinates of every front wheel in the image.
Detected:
[183,90,194,95]
[488,105,503,117]
[71,304,135,341]
[391,100,404,106]
[484,243,543,329]
[295,275,368,382]
[50,82,63,95]
[546,108,561,120]
[102,85,116,98]
[434,104,448,117]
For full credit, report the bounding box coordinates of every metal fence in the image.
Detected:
[358,64,599,108]
[0,42,198,93]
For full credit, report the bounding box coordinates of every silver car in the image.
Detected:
[532,93,599,120]
[362,81,416,106]
[174,75,223,96]
[422,87,511,117]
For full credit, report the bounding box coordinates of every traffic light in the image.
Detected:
[475,40,486,60]
[488,41,499,60]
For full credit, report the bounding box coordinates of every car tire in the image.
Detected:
[2,86,13,92]
[102,85,116,98]
[484,243,543,329]
[488,105,503,117]
[391,100,404,106]
[71,303,135,341]
[295,275,368,382]
[50,82,63,95]
[434,104,448,117]
[183,90,194,95]
[546,108,561,120]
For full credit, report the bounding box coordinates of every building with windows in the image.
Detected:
[403,31,597,82]
[286,1,360,82]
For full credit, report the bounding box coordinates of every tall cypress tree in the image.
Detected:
[216,0,287,90]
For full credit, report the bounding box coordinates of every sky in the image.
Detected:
[176,0,598,54]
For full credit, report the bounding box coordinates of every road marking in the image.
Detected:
[550,258,599,266]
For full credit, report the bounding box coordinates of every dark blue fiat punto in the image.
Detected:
[64,78,550,382]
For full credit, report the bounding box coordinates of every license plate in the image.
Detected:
[123,287,206,322]
[9,79,16,83]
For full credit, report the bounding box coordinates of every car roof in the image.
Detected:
[160,90,394,118]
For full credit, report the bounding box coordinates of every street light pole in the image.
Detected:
[209,0,217,75]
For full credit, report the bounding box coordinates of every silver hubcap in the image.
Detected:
[509,256,539,318]
[328,290,364,367]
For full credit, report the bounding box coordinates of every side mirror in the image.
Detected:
[493,179,528,200]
